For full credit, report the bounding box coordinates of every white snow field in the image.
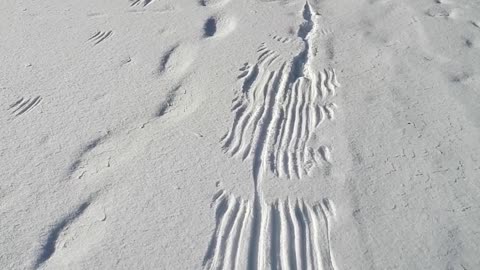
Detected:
[1,0,480,269]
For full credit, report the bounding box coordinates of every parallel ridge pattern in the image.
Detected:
[129,0,154,7]
[203,190,337,270]
[9,96,42,117]
[221,50,340,179]
[88,31,113,45]
[209,2,340,269]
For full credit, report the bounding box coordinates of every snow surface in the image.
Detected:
[1,0,480,269]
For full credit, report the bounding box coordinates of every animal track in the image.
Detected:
[9,96,42,117]
[156,84,183,117]
[34,199,94,269]
[68,133,111,179]
[158,44,179,75]
[154,43,199,118]
[154,80,199,120]
[204,191,337,270]
[156,43,197,78]
[204,17,217,37]
[203,14,236,39]
[88,31,113,45]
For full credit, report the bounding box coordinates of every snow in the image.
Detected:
[1,0,480,269]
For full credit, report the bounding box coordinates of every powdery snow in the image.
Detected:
[1,0,480,269]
